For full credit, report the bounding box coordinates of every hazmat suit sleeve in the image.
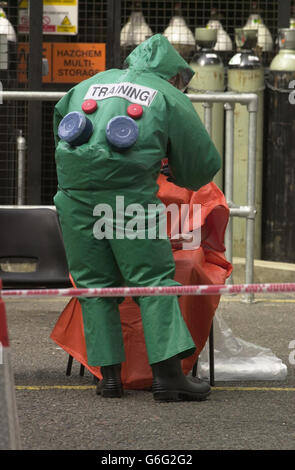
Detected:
[166,93,221,192]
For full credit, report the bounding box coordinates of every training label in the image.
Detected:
[84,83,158,107]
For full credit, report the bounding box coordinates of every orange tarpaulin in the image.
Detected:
[50,176,232,389]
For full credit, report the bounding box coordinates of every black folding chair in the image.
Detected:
[192,322,215,386]
[0,207,72,288]
[0,207,86,376]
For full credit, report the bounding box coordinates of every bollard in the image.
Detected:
[0,279,21,450]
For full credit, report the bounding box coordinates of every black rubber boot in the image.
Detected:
[96,364,123,398]
[151,355,211,402]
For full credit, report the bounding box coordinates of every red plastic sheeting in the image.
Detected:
[50,176,232,389]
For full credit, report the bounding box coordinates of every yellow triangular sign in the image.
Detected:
[18,0,29,8]
[61,16,71,26]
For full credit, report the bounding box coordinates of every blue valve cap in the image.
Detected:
[58,111,93,146]
[106,115,138,149]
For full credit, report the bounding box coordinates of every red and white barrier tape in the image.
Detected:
[0,298,9,347]
[1,283,295,298]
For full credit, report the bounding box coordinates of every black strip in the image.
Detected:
[106,0,122,70]
[278,0,291,28]
[27,0,43,204]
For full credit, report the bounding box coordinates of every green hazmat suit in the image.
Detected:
[53,34,221,367]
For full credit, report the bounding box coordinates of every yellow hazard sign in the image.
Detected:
[57,15,76,32]
[18,0,28,7]
[57,17,76,33]
[61,16,71,26]
[57,25,76,33]
[19,0,77,7]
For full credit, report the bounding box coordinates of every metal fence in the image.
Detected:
[0,0,291,206]
[0,0,293,278]
[189,92,258,303]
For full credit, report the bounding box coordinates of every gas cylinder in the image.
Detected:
[0,6,16,73]
[243,3,273,52]
[187,28,224,189]
[206,8,233,53]
[262,29,295,262]
[228,29,264,259]
[163,3,195,61]
[0,7,16,43]
[120,0,153,52]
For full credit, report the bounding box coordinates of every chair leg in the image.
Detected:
[66,355,73,376]
[192,358,198,377]
[192,321,215,385]
[79,364,85,376]
[209,321,215,386]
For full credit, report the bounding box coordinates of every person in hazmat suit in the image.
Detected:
[53,34,221,402]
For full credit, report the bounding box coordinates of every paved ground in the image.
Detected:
[2,292,295,451]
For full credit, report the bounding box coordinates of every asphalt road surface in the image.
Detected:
[2,292,295,452]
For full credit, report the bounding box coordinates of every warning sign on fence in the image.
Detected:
[17,42,106,84]
[53,43,105,82]
[18,0,78,35]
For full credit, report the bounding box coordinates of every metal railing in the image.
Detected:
[188,92,258,303]
[0,90,258,302]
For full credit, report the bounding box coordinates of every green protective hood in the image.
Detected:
[125,33,195,85]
